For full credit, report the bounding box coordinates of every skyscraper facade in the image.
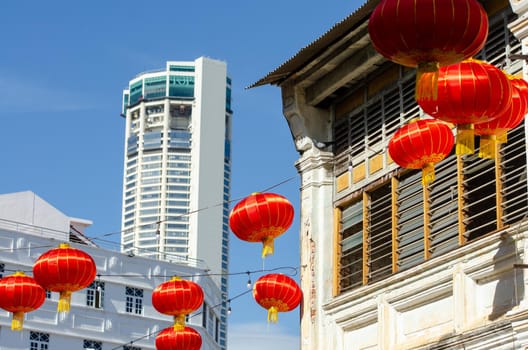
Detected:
[120,57,231,348]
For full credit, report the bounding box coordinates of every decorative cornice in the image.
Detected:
[295,148,334,174]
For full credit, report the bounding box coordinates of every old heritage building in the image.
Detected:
[253,0,528,349]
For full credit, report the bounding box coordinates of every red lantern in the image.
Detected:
[417,59,512,155]
[368,0,488,100]
[156,326,202,350]
[475,75,528,158]
[229,192,294,258]
[388,118,454,185]
[253,273,302,323]
[152,277,204,331]
[33,243,96,312]
[0,271,46,330]
[513,75,528,107]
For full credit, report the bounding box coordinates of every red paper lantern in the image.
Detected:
[513,75,528,107]
[388,119,454,185]
[368,0,488,100]
[229,192,294,258]
[475,75,528,158]
[156,326,202,350]
[0,271,46,330]
[152,277,204,331]
[33,243,96,312]
[417,59,512,155]
[253,273,302,323]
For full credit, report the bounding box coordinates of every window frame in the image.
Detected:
[86,280,105,309]
[83,339,102,350]
[30,331,49,350]
[125,286,144,315]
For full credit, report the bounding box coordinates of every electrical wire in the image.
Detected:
[87,174,297,242]
[2,265,299,280]
[2,264,299,349]
[0,175,299,272]
[109,288,254,350]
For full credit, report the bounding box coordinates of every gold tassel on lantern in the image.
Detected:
[58,291,72,312]
[11,311,24,331]
[421,163,435,185]
[456,124,475,155]
[478,135,497,159]
[415,61,440,101]
[173,314,186,331]
[267,306,279,323]
[496,131,508,144]
[261,236,275,258]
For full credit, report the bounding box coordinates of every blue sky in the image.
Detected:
[0,1,363,348]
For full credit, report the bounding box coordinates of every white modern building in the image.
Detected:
[120,57,231,349]
[254,0,528,349]
[0,191,223,350]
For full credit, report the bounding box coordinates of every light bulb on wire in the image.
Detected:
[246,271,252,289]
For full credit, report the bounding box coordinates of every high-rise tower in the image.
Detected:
[120,57,230,348]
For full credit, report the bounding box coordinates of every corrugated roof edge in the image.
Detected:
[247,0,378,89]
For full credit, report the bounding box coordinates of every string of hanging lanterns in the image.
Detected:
[0,243,96,331]
[371,0,528,181]
[229,191,303,327]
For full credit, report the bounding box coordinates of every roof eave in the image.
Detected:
[248,0,379,89]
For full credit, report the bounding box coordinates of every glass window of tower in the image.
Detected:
[144,77,166,99]
[143,132,163,150]
[129,80,143,105]
[168,76,194,98]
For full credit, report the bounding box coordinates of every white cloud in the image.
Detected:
[228,322,300,350]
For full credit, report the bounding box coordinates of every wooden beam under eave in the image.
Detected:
[457,156,467,245]
[333,207,342,297]
[423,182,431,260]
[391,176,399,273]
[495,144,504,230]
[362,191,369,285]
[305,45,386,106]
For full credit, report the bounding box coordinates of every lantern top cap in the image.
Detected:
[12,271,25,277]
[170,276,182,281]
[59,243,70,249]
[464,57,486,64]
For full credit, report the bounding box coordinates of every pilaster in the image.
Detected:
[452,262,477,332]
[281,80,334,350]
[296,147,334,350]
[378,294,397,350]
